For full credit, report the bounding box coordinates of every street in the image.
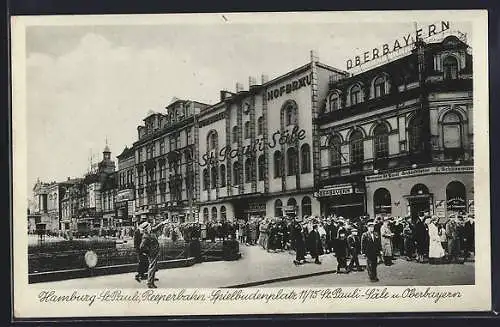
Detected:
[32,244,474,289]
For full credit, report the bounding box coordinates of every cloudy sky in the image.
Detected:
[24,14,472,189]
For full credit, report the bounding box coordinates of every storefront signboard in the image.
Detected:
[365,166,473,183]
[116,189,134,202]
[316,185,353,198]
[435,200,446,217]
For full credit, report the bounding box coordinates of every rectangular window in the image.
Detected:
[351,91,360,105]
[160,140,165,155]
[186,128,193,145]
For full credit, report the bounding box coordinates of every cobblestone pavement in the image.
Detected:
[32,244,474,289]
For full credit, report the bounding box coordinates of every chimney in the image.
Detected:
[261,74,269,84]
[235,82,244,93]
[67,177,70,181]
[310,49,319,63]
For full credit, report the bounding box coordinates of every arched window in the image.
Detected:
[410,184,429,195]
[207,130,218,150]
[373,123,389,159]
[233,161,241,184]
[282,102,297,126]
[350,84,363,106]
[443,56,459,80]
[258,155,265,181]
[442,112,462,151]
[203,168,209,190]
[373,76,387,98]
[257,116,264,135]
[245,158,254,183]
[287,147,298,176]
[220,206,227,221]
[274,199,283,217]
[244,121,251,139]
[301,196,312,216]
[232,126,239,143]
[329,93,340,111]
[300,144,311,173]
[274,151,283,178]
[408,113,425,154]
[374,188,392,216]
[446,181,466,214]
[203,208,209,222]
[211,166,218,189]
[329,135,342,167]
[219,164,226,187]
[211,207,218,221]
[350,130,364,166]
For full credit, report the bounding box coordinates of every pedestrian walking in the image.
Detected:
[133,221,148,282]
[347,228,362,272]
[139,220,166,288]
[292,219,306,265]
[307,223,323,264]
[361,221,381,282]
[380,217,394,266]
[335,231,349,273]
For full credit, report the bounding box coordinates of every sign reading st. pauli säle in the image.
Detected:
[346,20,451,70]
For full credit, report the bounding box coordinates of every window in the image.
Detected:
[443,56,459,80]
[300,144,311,173]
[329,93,340,111]
[287,148,298,175]
[168,136,174,151]
[232,126,239,143]
[329,135,342,167]
[219,165,226,187]
[258,155,265,181]
[176,133,181,149]
[211,166,218,189]
[274,151,283,178]
[186,127,193,144]
[287,198,297,214]
[185,149,192,162]
[442,112,462,148]
[220,206,227,221]
[159,140,165,155]
[350,130,364,165]
[244,121,251,139]
[233,161,241,184]
[373,124,389,159]
[274,199,283,217]
[245,158,254,183]
[374,76,386,98]
[207,130,218,150]
[203,169,209,190]
[203,208,209,222]
[408,113,425,154]
[257,117,264,135]
[301,196,312,217]
[211,207,218,221]
[374,188,392,216]
[350,84,363,105]
[285,104,297,126]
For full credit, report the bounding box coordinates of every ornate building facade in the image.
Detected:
[317,35,473,221]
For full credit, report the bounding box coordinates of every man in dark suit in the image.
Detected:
[361,221,381,282]
[134,220,148,282]
[347,228,362,272]
[307,223,323,264]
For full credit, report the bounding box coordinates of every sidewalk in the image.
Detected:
[32,245,343,289]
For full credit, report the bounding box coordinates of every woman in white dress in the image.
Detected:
[428,216,445,264]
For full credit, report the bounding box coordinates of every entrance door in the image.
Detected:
[409,198,430,222]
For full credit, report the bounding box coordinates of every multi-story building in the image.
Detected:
[197,52,349,221]
[317,35,473,221]
[116,146,136,227]
[134,99,210,223]
[59,177,82,231]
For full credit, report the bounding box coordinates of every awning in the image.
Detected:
[404,194,432,200]
[329,203,363,208]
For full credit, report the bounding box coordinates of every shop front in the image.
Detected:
[316,183,366,219]
[365,165,474,221]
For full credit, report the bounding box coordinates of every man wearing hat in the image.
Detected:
[347,228,362,272]
[361,221,381,282]
[307,223,323,264]
[445,215,461,263]
[292,217,306,265]
[139,220,167,288]
[380,216,394,266]
[134,220,149,282]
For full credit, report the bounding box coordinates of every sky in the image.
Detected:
[24,14,472,190]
